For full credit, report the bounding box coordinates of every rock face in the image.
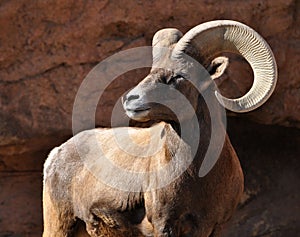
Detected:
[224,118,300,237]
[1,0,300,148]
[0,0,299,236]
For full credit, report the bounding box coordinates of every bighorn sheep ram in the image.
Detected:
[43,20,277,237]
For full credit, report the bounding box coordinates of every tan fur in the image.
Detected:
[43,123,196,236]
[43,26,246,237]
[43,121,243,236]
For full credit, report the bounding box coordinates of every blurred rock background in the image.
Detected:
[0,0,299,236]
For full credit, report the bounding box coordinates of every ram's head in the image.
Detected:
[122,20,277,123]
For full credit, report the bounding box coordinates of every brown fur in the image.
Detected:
[43,120,243,237]
[43,28,244,237]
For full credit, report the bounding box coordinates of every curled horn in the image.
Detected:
[172,20,277,113]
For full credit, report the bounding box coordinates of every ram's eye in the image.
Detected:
[166,75,185,84]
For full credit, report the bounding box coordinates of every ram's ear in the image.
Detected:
[208,56,229,80]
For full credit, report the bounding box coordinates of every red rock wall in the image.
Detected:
[0,0,299,236]
[1,0,300,148]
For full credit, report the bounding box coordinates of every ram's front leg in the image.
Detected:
[42,186,75,237]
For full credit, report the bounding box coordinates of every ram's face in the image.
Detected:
[122,49,228,124]
[122,64,200,124]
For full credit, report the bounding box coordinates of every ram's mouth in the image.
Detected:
[125,107,151,122]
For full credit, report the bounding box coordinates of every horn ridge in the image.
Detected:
[172,20,277,113]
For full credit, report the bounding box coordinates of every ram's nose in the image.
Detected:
[122,90,151,122]
[122,93,140,106]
